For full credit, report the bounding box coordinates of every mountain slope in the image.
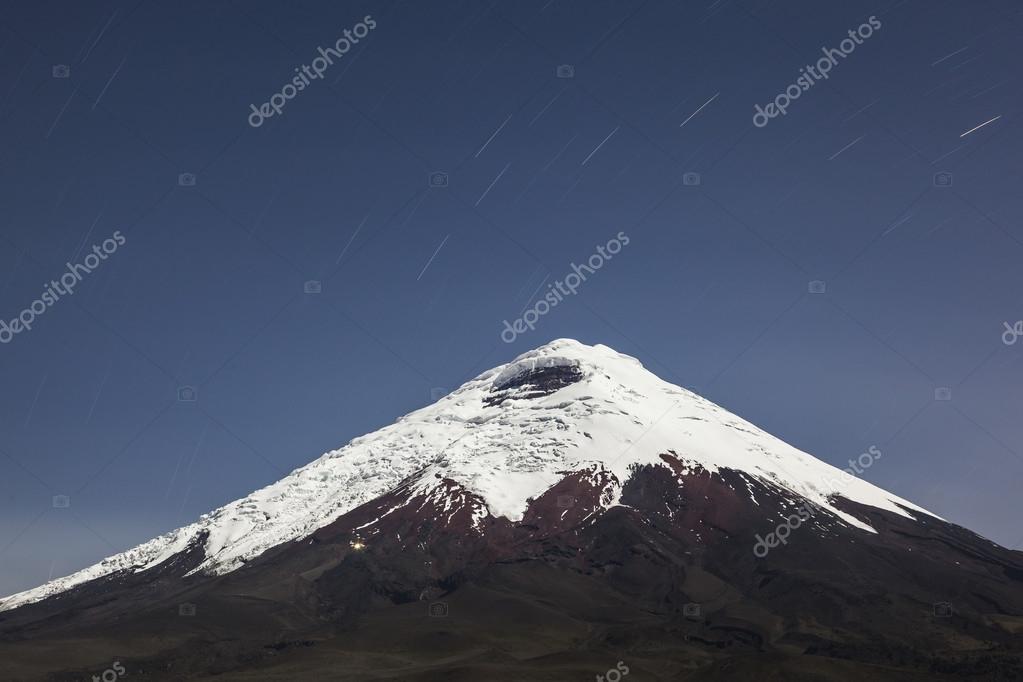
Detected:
[2,340,1022,681]
[0,340,935,612]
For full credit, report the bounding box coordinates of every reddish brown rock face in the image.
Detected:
[4,456,1022,681]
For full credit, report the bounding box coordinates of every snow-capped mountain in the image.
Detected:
[4,340,1023,681]
[0,339,937,612]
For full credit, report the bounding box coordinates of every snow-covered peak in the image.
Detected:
[0,339,938,612]
[489,338,637,384]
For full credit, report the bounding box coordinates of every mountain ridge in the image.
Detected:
[0,338,947,613]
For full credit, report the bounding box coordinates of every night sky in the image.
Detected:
[1,0,1022,596]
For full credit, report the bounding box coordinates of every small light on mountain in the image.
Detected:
[349,539,365,551]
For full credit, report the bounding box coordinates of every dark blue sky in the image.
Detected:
[1,0,1022,596]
